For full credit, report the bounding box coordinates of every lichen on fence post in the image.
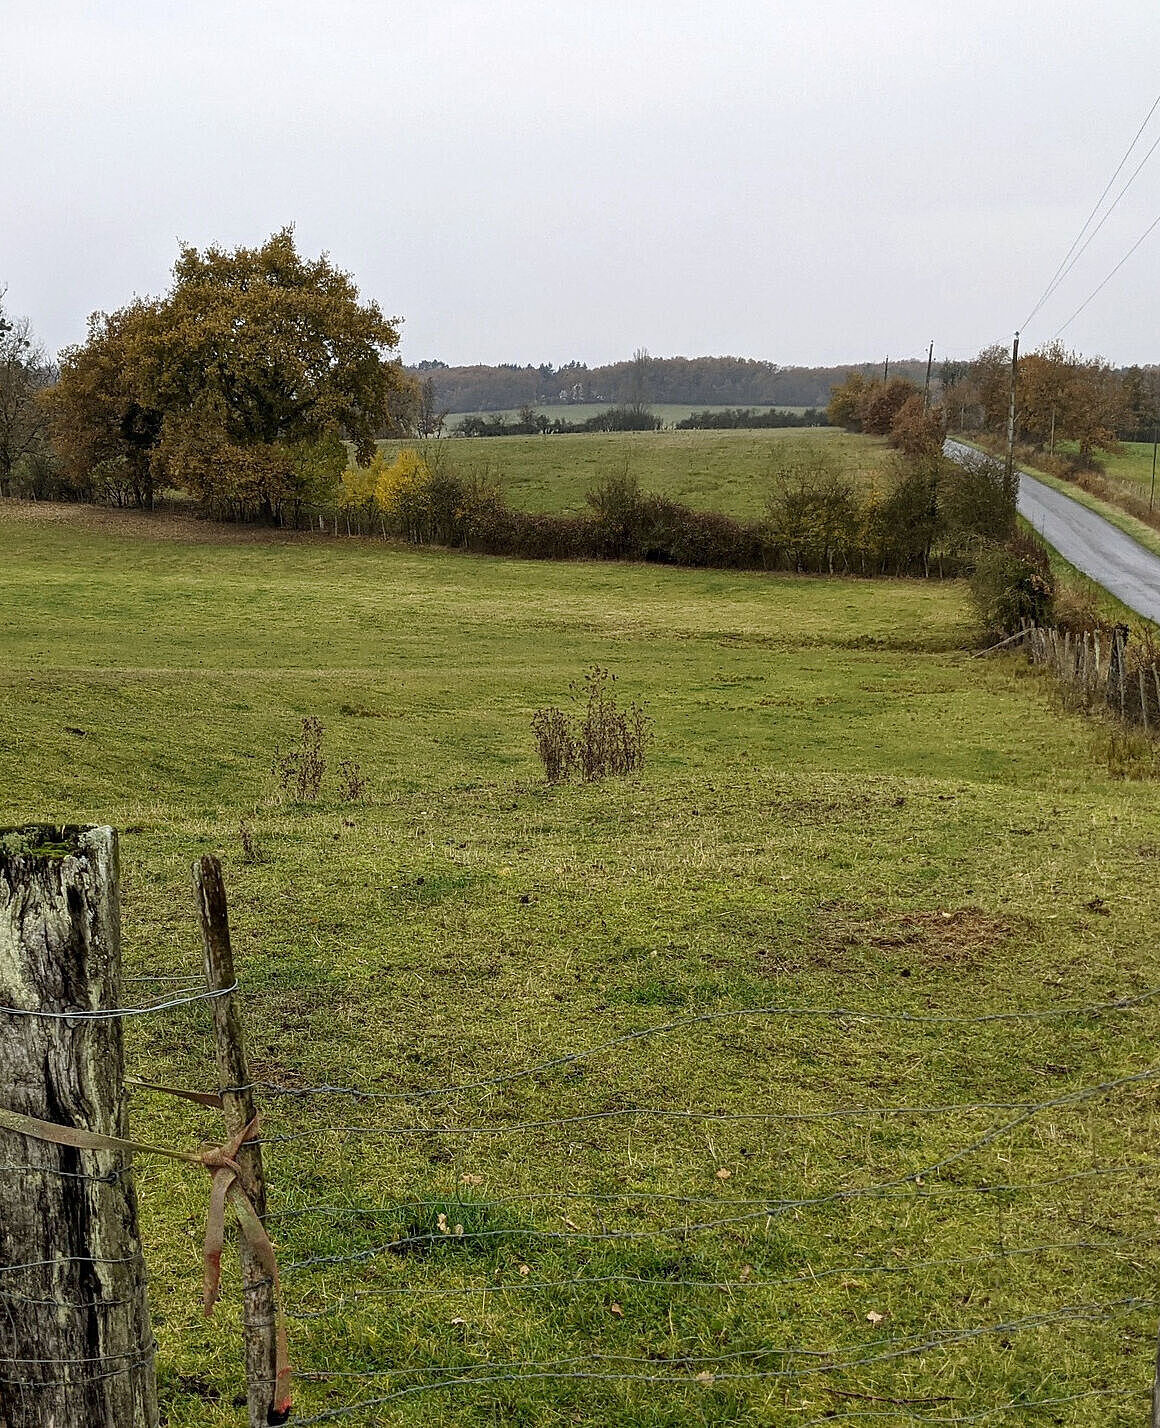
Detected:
[0,824,158,1428]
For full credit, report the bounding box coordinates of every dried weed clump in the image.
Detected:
[238,819,266,864]
[273,715,327,800]
[272,716,371,802]
[533,667,651,785]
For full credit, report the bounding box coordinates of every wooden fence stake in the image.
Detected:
[1153,1325,1160,1428]
[193,855,287,1427]
[0,825,158,1428]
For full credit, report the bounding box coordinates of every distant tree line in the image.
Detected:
[0,293,55,498]
[457,405,663,437]
[674,407,827,430]
[413,354,932,415]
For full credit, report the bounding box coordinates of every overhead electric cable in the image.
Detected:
[1021,88,1160,330]
[1053,207,1160,338]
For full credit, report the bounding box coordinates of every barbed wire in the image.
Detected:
[0,1162,124,1183]
[228,982,1160,1105]
[121,974,206,984]
[283,1159,1157,1272]
[0,1285,134,1311]
[3,969,1155,1415]
[272,1155,1160,1223]
[0,1254,138,1274]
[293,1385,1139,1427]
[256,1071,1160,1147]
[0,1343,157,1389]
[285,1233,1156,1319]
[0,981,235,1021]
[283,1298,1156,1422]
[0,1341,157,1367]
[250,1060,1160,1199]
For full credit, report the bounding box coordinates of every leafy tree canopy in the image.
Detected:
[46,228,403,515]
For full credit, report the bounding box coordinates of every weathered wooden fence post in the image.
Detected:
[0,825,158,1428]
[193,854,287,1426]
[1152,1325,1160,1428]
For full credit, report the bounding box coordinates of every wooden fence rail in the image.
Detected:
[1021,623,1160,732]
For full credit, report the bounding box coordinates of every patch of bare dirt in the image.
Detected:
[764,903,1019,976]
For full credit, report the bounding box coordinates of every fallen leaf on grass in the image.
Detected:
[609,1302,624,1317]
[518,1264,531,1276]
[866,1310,886,1326]
[716,1168,732,1180]
[695,1371,715,1385]
[460,1173,484,1186]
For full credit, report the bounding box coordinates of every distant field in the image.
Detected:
[2,501,1158,1424]
[447,402,814,427]
[1098,439,1159,493]
[378,426,894,519]
[1045,439,1158,495]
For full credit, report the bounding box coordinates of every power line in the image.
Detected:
[1022,88,1160,330]
[1054,208,1160,338]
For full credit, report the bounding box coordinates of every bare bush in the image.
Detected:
[238,819,266,864]
[531,706,576,784]
[337,758,369,801]
[532,668,651,784]
[273,716,327,800]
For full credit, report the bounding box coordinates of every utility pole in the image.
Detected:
[883,356,889,382]
[1049,406,1056,457]
[1004,331,1020,501]
[1151,419,1158,515]
[923,340,934,411]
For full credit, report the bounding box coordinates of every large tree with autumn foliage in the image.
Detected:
[1015,342,1125,459]
[45,229,405,516]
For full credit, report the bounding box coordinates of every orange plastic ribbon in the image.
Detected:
[0,1102,292,1418]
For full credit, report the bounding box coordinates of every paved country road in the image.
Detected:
[944,438,1160,624]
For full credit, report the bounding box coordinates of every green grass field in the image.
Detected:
[378,427,894,520]
[2,502,1159,1425]
[447,404,815,429]
[1058,439,1158,495]
[984,435,1160,544]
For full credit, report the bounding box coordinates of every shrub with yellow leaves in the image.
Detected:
[372,447,470,546]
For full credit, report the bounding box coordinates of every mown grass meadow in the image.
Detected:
[376,427,894,521]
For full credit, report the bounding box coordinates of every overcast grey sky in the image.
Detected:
[4,0,1160,368]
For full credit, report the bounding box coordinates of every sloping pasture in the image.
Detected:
[1,503,1158,1425]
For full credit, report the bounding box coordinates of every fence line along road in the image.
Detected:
[944,437,1160,622]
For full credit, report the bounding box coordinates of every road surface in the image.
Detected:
[944,438,1160,623]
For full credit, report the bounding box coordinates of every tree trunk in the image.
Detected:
[0,825,158,1428]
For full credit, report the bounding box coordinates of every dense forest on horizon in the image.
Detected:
[409,354,932,413]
